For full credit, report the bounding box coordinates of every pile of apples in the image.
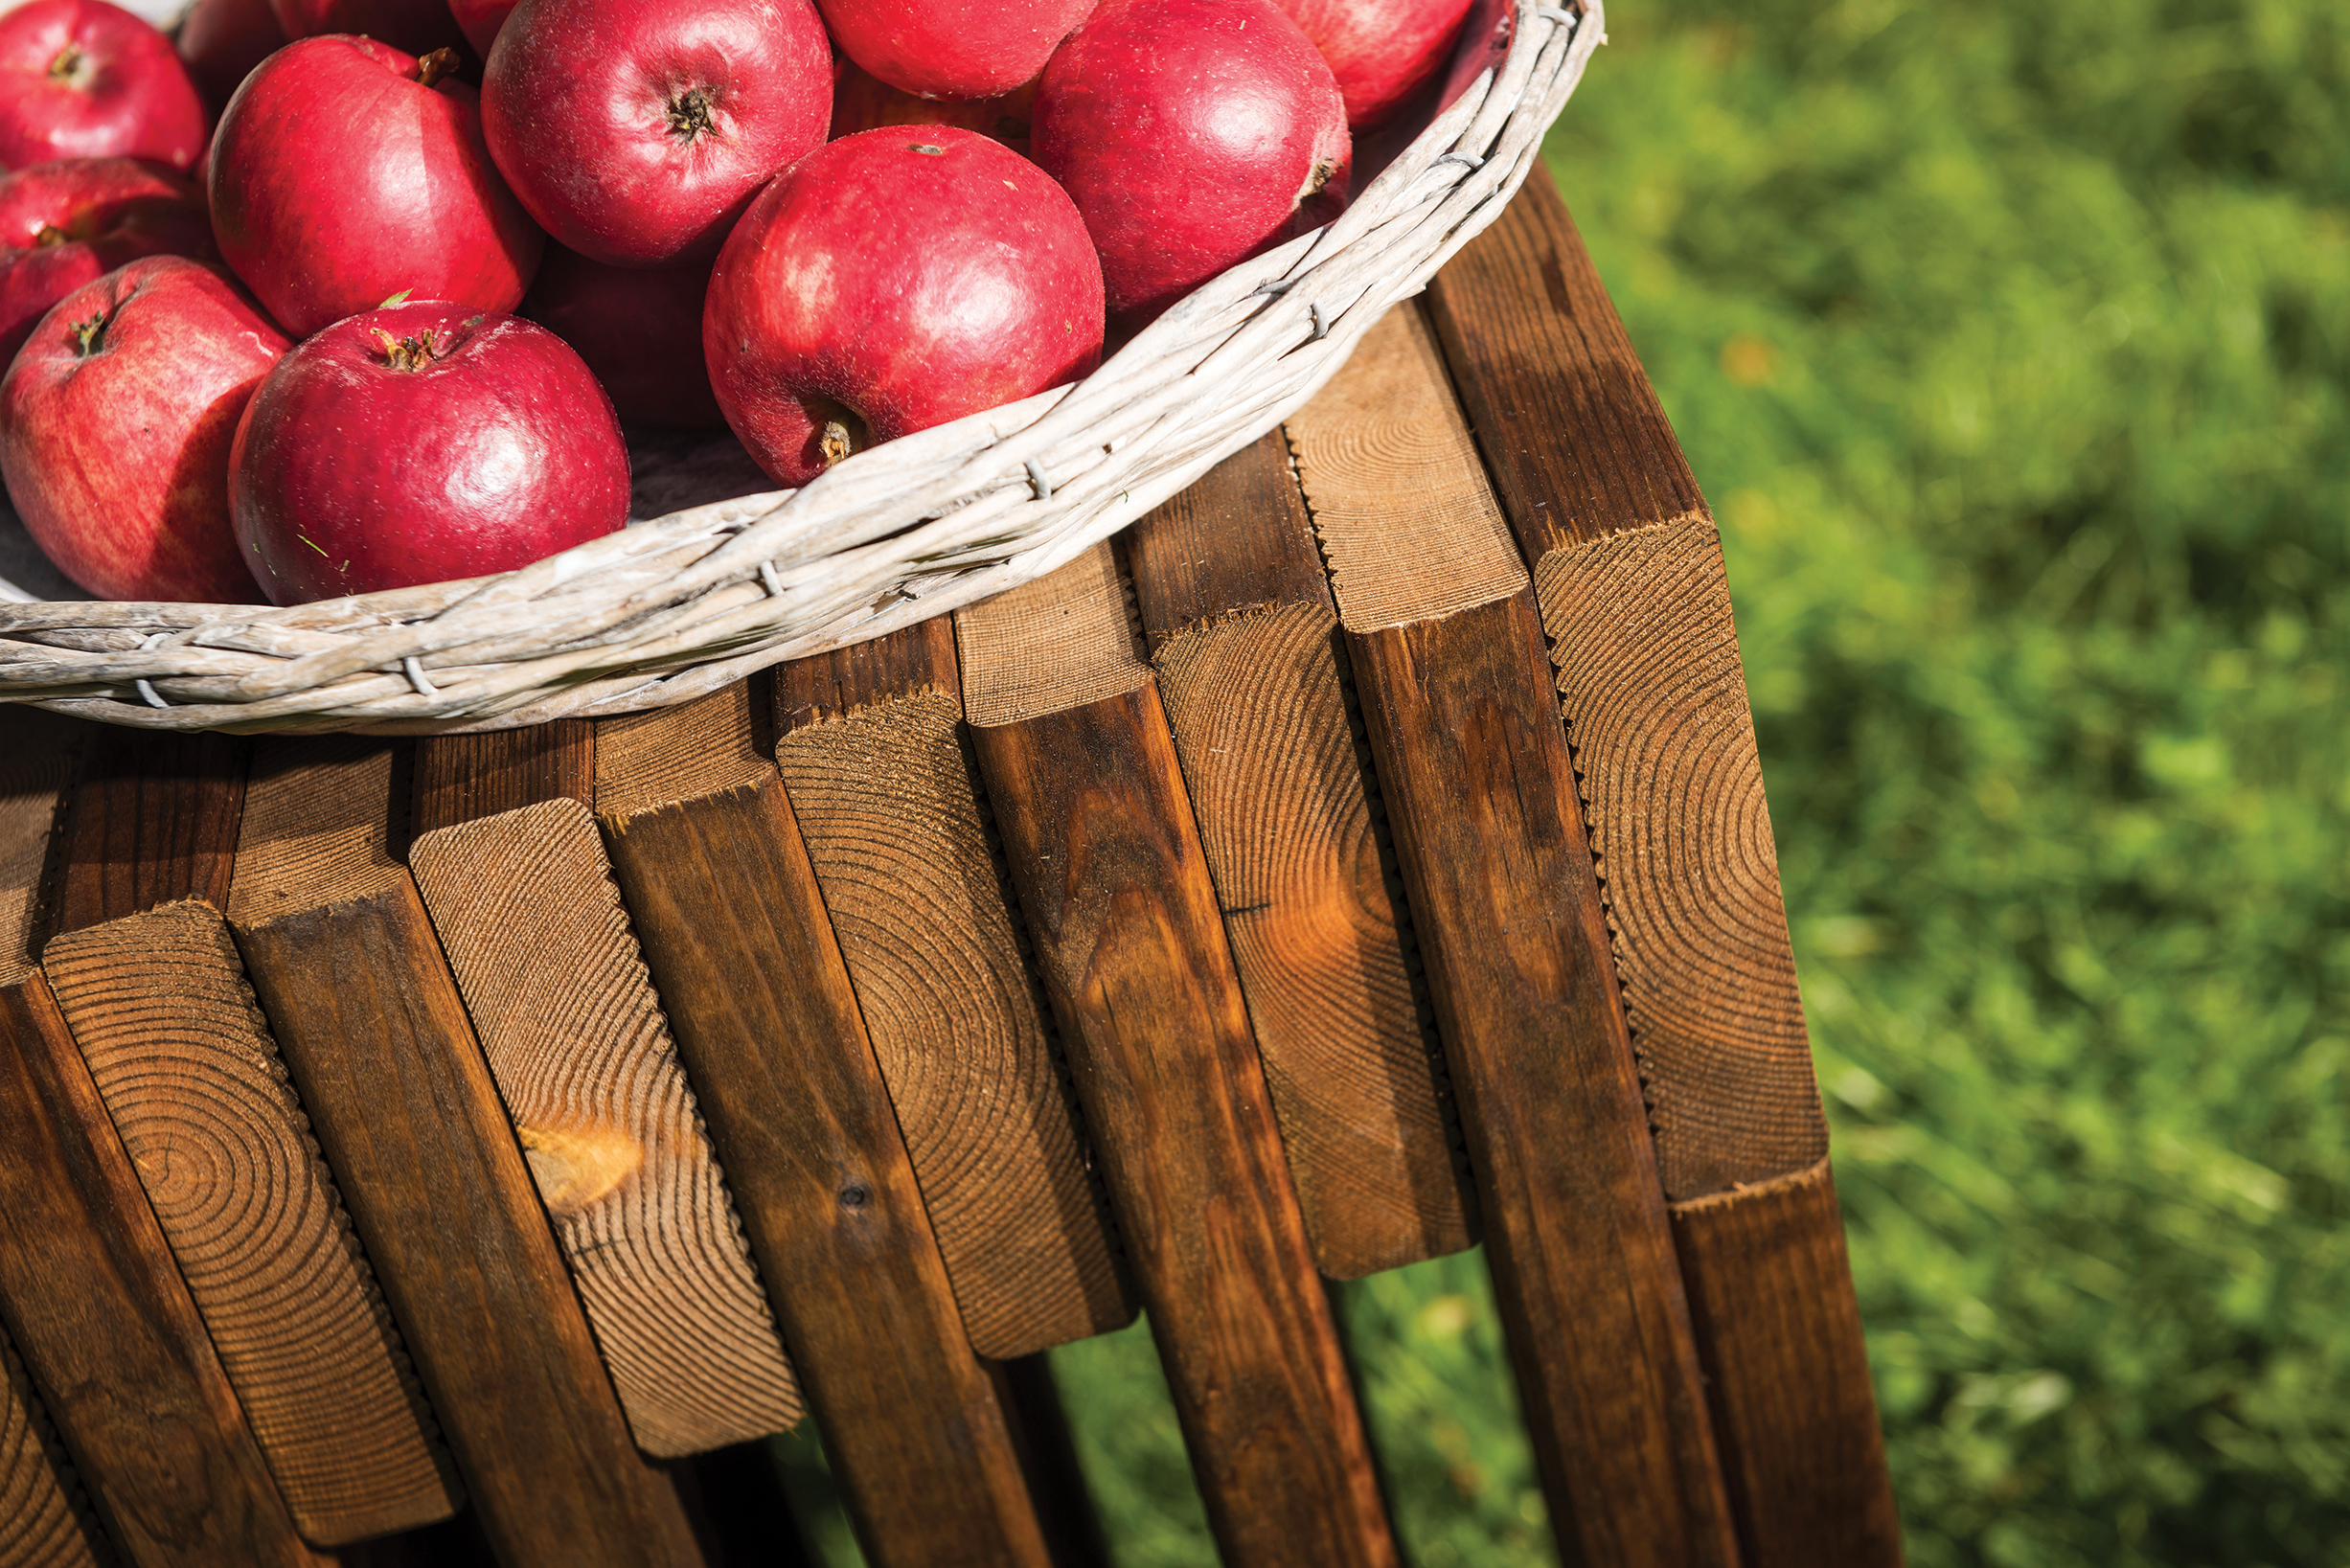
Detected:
[0,0,1475,605]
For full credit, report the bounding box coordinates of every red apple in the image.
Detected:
[229,301,627,603]
[829,58,1037,157]
[446,0,514,57]
[0,0,207,173]
[1272,0,1475,131]
[210,36,543,339]
[0,157,215,365]
[481,0,830,267]
[704,127,1103,487]
[266,0,464,57]
[519,244,721,428]
[176,0,287,115]
[815,0,1090,102]
[1034,0,1349,328]
[0,256,280,602]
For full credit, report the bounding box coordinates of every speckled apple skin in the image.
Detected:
[703,126,1104,487]
[1272,0,1476,130]
[210,35,545,339]
[0,256,282,602]
[815,0,1089,102]
[483,0,832,267]
[0,157,214,364]
[1034,0,1350,327]
[0,0,208,173]
[229,302,628,603]
[520,244,723,429]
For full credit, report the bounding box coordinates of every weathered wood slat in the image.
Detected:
[0,1322,105,1568]
[1291,302,1740,1567]
[597,687,1052,1568]
[52,728,244,937]
[409,724,802,1458]
[44,900,459,1546]
[959,548,1398,1568]
[0,970,324,1567]
[1426,168,1897,1563]
[1125,432,1474,1278]
[773,622,1132,1359]
[410,722,593,837]
[0,709,80,966]
[227,738,706,1568]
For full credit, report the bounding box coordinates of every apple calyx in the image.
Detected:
[371,327,445,370]
[809,398,868,467]
[413,48,462,89]
[1296,159,1335,206]
[666,86,718,144]
[45,41,91,87]
[34,222,71,247]
[67,308,109,357]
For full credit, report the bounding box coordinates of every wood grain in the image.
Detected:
[775,611,957,733]
[1126,433,1473,1279]
[1281,304,1526,631]
[1347,595,1740,1568]
[954,543,1148,724]
[0,1320,107,1568]
[409,796,804,1456]
[597,699,1053,1568]
[0,970,324,1567]
[0,708,80,986]
[410,721,591,837]
[51,728,244,937]
[961,585,1396,1566]
[1427,169,1893,1558]
[773,627,1131,1359]
[228,737,705,1568]
[44,901,458,1546]
[1674,1164,1904,1567]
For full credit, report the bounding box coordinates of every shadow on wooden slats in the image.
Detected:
[228,736,707,1568]
[1425,165,1902,1565]
[1125,430,1475,1279]
[773,620,1133,1360]
[596,683,1052,1568]
[407,724,804,1457]
[959,545,1398,1568]
[1289,300,1740,1567]
[50,726,244,937]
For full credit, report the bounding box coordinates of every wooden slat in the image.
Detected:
[596,687,1053,1568]
[410,722,593,837]
[772,622,1132,1358]
[226,737,706,1568]
[0,970,325,1567]
[958,548,1398,1568]
[0,709,81,974]
[1291,302,1740,1566]
[408,719,802,1457]
[44,900,459,1546]
[1125,433,1474,1278]
[0,1322,106,1568]
[1426,168,1897,1562]
[52,728,244,936]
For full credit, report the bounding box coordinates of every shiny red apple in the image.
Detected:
[1273,0,1475,130]
[266,0,464,57]
[446,0,514,57]
[1034,0,1349,327]
[815,0,1090,102]
[0,256,280,602]
[210,36,543,338]
[519,244,721,428]
[829,58,1037,157]
[0,157,214,365]
[230,301,627,603]
[482,0,831,267]
[176,0,287,115]
[704,127,1103,487]
[0,0,207,173]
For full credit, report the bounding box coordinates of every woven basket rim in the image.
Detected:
[0,0,1605,734]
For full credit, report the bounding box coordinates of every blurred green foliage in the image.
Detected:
[782,1,2350,1561]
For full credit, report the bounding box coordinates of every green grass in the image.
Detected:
[780,2,2350,1561]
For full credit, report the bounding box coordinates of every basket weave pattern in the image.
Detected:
[0,2,1603,734]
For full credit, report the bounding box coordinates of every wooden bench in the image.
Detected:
[0,168,1902,1568]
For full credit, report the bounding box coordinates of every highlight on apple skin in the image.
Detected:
[703,126,1104,488]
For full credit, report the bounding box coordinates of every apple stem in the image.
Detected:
[666,87,718,143]
[45,42,85,83]
[68,310,107,357]
[413,47,461,89]
[372,328,443,370]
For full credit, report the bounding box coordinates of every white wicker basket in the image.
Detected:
[0,0,1602,734]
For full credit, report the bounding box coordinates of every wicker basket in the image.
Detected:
[0,0,1602,734]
